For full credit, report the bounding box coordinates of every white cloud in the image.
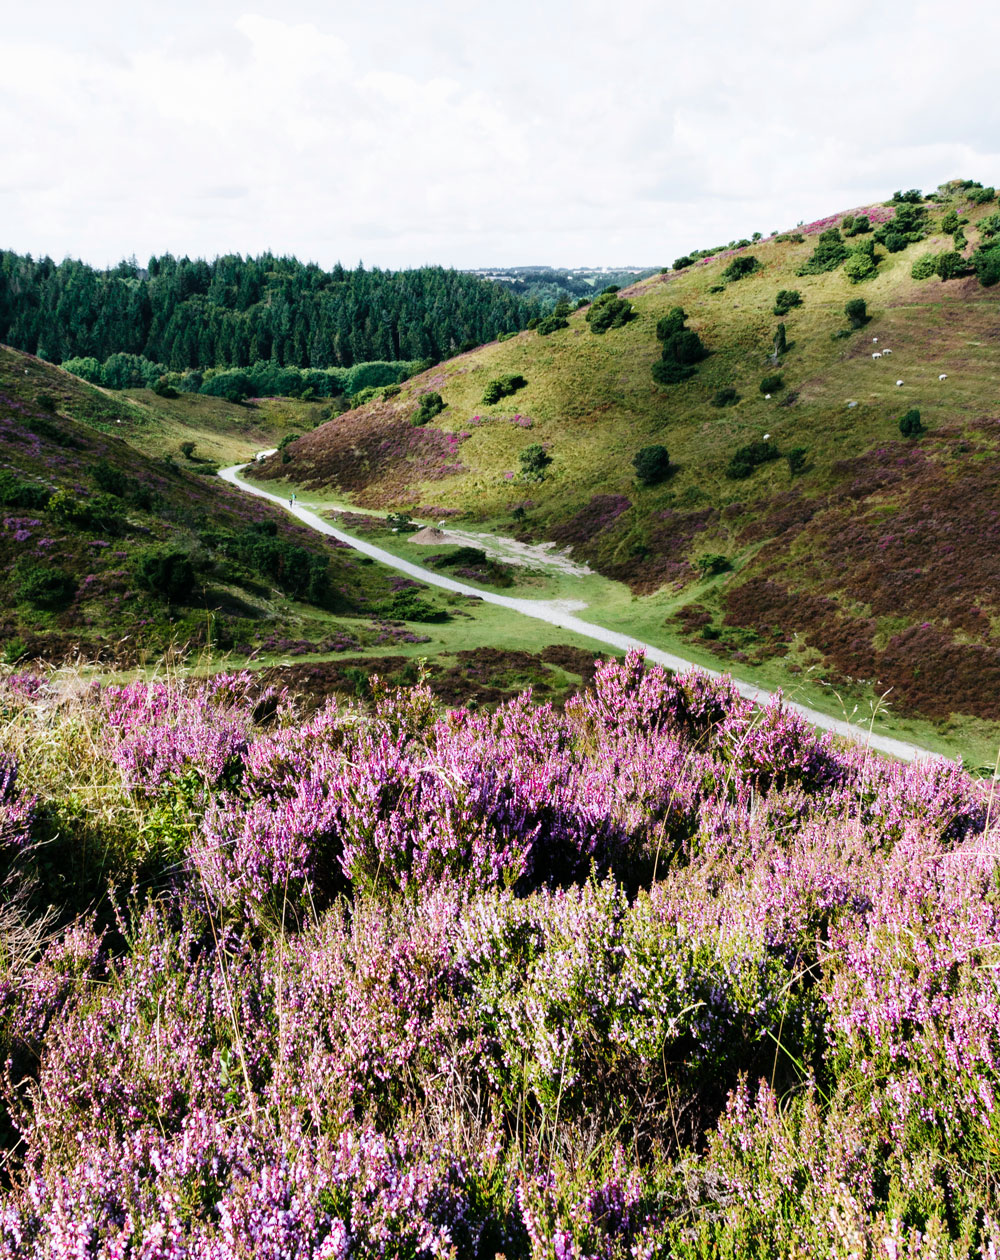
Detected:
[1,1,999,268]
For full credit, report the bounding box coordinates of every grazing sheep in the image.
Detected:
[939,373,947,381]
[896,380,904,387]
[764,394,771,400]
[872,352,882,359]
[882,348,892,356]
[763,433,771,440]
[872,337,878,343]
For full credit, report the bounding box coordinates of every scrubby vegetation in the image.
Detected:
[0,655,998,1253]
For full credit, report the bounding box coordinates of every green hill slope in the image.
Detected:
[251,181,1000,732]
[0,346,432,665]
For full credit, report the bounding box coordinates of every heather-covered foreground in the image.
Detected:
[0,654,998,1257]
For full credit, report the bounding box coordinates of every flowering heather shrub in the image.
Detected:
[0,757,34,849]
[1,651,999,1252]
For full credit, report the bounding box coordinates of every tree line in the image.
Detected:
[0,251,538,370]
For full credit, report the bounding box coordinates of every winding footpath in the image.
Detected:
[221,464,934,763]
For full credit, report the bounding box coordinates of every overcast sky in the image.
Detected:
[3,1,999,270]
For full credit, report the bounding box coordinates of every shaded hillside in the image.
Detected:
[0,346,441,665]
[252,181,1000,723]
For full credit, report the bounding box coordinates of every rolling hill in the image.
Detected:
[251,180,1000,736]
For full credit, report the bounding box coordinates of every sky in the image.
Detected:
[2,0,999,271]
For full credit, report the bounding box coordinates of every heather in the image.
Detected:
[0,652,998,1255]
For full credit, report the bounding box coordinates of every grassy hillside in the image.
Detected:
[253,181,1000,735]
[0,346,435,665]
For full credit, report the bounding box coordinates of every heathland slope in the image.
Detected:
[253,181,1000,726]
[0,346,436,664]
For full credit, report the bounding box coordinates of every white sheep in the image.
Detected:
[764,394,771,400]
[872,337,878,343]
[939,373,948,381]
[872,352,882,359]
[896,380,904,387]
[763,433,771,441]
[882,348,892,356]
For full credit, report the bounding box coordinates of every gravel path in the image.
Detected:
[220,464,935,763]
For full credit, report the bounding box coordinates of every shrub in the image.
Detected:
[134,549,196,602]
[47,489,126,535]
[883,232,908,254]
[786,447,808,476]
[843,214,870,236]
[843,252,877,284]
[632,445,671,485]
[656,308,687,341]
[482,375,527,405]
[972,245,1000,287]
[694,553,731,576]
[797,228,848,275]
[759,374,783,394]
[708,283,725,293]
[899,408,924,438]
[773,324,787,356]
[519,444,552,479]
[413,392,445,425]
[0,472,51,510]
[179,441,196,459]
[60,356,102,384]
[911,254,937,280]
[673,255,694,270]
[726,440,780,479]
[712,387,739,408]
[14,562,76,609]
[940,209,964,234]
[845,298,869,329]
[935,251,967,280]
[586,292,635,334]
[536,315,568,336]
[663,329,707,365]
[93,459,127,497]
[720,255,761,282]
[651,360,696,385]
[773,290,803,316]
[891,188,923,203]
[382,384,400,399]
[199,370,251,403]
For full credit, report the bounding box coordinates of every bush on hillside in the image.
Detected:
[0,472,51,510]
[13,562,76,609]
[773,324,787,357]
[673,255,694,270]
[664,329,708,365]
[773,289,802,316]
[413,392,445,425]
[726,439,781,480]
[651,359,696,385]
[482,375,527,406]
[712,387,739,408]
[721,255,761,282]
[844,250,879,283]
[519,444,552,479]
[60,356,102,384]
[883,232,908,254]
[899,408,924,438]
[935,251,968,281]
[586,292,635,334]
[797,228,848,276]
[845,299,869,329]
[93,459,127,497]
[536,315,568,336]
[47,489,126,536]
[656,308,688,341]
[632,445,671,485]
[786,447,808,476]
[759,374,783,394]
[911,254,938,280]
[972,245,1000,287]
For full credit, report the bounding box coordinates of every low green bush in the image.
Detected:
[726,439,780,480]
[845,299,869,329]
[712,387,739,408]
[134,549,196,603]
[721,255,761,282]
[14,562,76,609]
[911,254,938,280]
[0,472,51,510]
[759,374,783,394]
[632,445,671,485]
[482,375,527,405]
[899,408,924,438]
[773,289,803,316]
[413,392,445,425]
[585,292,634,334]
